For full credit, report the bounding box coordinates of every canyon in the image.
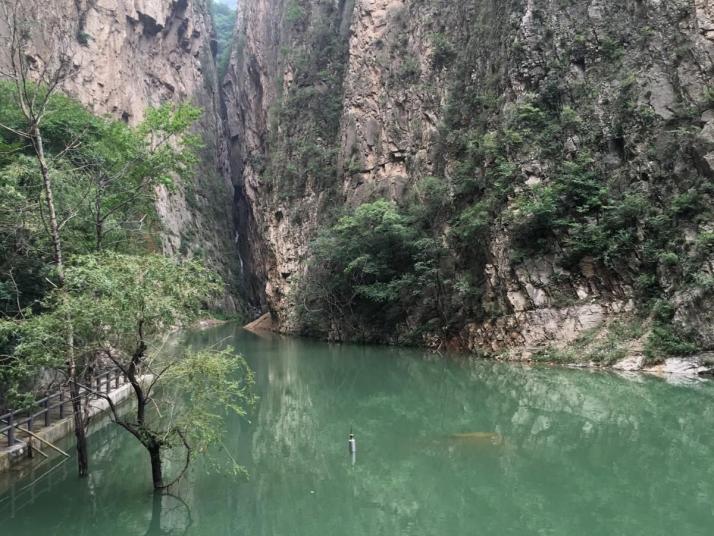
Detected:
[5,0,714,366]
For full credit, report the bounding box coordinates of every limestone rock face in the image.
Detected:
[223,0,354,316]
[0,0,241,311]
[225,0,714,355]
[224,0,714,356]
[2,0,214,129]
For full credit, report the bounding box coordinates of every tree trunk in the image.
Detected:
[94,181,104,251]
[32,126,64,283]
[33,126,90,477]
[69,378,89,477]
[149,442,163,490]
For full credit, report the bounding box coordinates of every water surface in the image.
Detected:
[2,323,714,535]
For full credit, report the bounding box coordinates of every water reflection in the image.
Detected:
[2,323,714,535]
[143,494,193,536]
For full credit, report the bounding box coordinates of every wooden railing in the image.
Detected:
[0,368,126,448]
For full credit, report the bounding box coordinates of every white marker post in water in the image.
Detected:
[348,432,356,465]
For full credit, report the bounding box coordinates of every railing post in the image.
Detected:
[59,390,64,419]
[106,372,111,394]
[28,413,33,433]
[8,411,14,446]
[115,370,120,389]
[44,399,50,426]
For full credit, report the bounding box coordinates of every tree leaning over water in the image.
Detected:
[5,253,255,490]
[53,253,255,491]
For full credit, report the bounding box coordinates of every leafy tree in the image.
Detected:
[296,200,451,342]
[0,1,204,476]
[80,103,201,251]
[0,0,90,475]
[2,252,254,491]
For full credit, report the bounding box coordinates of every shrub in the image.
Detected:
[453,201,493,245]
[431,33,456,70]
[285,0,306,26]
[659,251,680,267]
[645,324,698,362]
[408,176,450,223]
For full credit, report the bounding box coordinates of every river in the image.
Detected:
[1,323,713,535]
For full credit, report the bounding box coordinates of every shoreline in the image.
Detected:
[240,314,713,379]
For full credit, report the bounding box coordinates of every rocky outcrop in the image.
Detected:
[225,0,714,358]
[1,0,242,311]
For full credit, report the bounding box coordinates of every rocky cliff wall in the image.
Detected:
[223,0,355,315]
[0,0,242,311]
[226,0,714,362]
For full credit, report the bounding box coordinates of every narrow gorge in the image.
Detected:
[4,2,714,531]
[5,0,714,368]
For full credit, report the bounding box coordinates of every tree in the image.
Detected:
[0,16,204,476]
[296,200,434,340]
[78,104,201,251]
[0,0,90,476]
[29,253,254,491]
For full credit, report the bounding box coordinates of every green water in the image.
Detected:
[2,323,714,535]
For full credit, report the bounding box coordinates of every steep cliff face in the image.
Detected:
[1,0,242,310]
[224,0,355,314]
[227,0,714,362]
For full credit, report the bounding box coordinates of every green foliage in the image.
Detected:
[643,300,698,363]
[0,82,210,411]
[263,0,349,200]
[285,0,306,26]
[659,251,680,267]
[452,201,492,245]
[9,252,252,484]
[296,194,485,344]
[431,33,456,70]
[296,200,437,340]
[209,0,237,77]
[164,348,255,471]
[407,176,450,223]
[600,36,624,61]
[1,252,254,480]
[61,252,220,344]
[1,252,219,395]
[315,199,420,303]
[0,81,202,315]
[645,324,698,362]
